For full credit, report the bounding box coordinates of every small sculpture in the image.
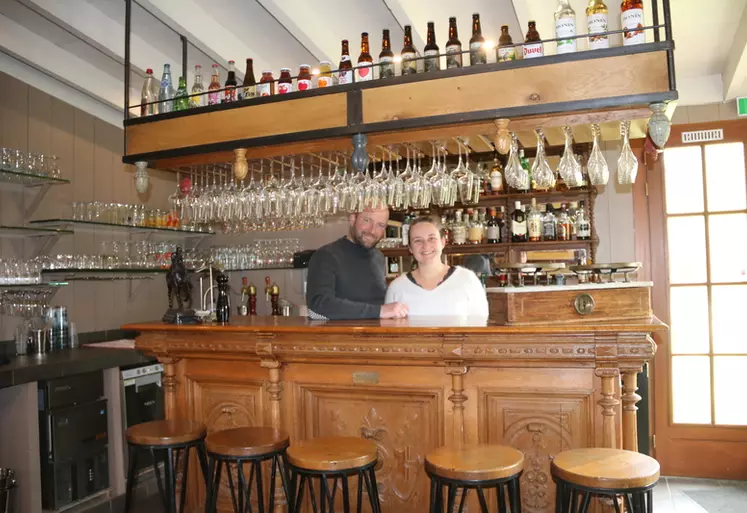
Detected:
[163,247,196,324]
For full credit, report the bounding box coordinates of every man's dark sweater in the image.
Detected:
[306,237,386,320]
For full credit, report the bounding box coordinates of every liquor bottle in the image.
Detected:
[523,21,544,59]
[401,213,412,246]
[543,203,557,241]
[445,17,462,69]
[223,60,238,102]
[141,68,159,116]
[241,58,256,100]
[297,65,312,91]
[568,201,579,238]
[497,206,507,243]
[622,0,645,46]
[215,274,230,324]
[497,25,517,62]
[557,204,572,241]
[441,214,452,244]
[587,0,610,50]
[468,209,484,244]
[159,63,175,113]
[486,208,501,243]
[519,149,531,191]
[190,65,204,108]
[528,198,542,242]
[511,201,527,243]
[174,76,189,111]
[452,209,467,244]
[469,13,487,65]
[256,70,274,96]
[423,22,441,72]
[401,25,418,75]
[489,155,504,194]
[379,30,395,79]
[555,0,577,54]
[357,32,374,81]
[338,40,353,85]
[207,64,221,105]
[576,200,591,239]
[277,68,292,94]
[388,257,400,275]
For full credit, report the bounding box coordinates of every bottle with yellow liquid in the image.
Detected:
[586,0,609,50]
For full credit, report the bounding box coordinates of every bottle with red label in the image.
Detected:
[338,40,353,85]
[357,32,373,81]
[207,64,221,105]
[621,0,645,45]
[256,70,275,97]
[277,68,293,94]
[223,60,238,103]
[297,65,312,91]
[523,21,544,58]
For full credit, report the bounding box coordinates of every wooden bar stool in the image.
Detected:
[125,419,209,513]
[204,427,292,513]
[425,444,524,513]
[286,436,381,513]
[551,448,660,513]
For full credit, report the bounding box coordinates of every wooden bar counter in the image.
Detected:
[124,316,665,513]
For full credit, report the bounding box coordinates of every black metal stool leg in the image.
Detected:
[204,456,215,513]
[208,460,223,513]
[367,466,382,513]
[237,460,247,513]
[446,483,457,513]
[165,447,177,513]
[268,456,277,513]
[497,482,506,513]
[278,454,292,513]
[197,441,210,487]
[508,477,522,513]
[646,489,653,513]
[356,473,363,513]
[569,486,579,513]
[342,474,351,513]
[476,486,490,513]
[151,448,168,512]
[255,459,265,513]
[178,445,191,513]
[124,444,138,513]
[429,476,437,513]
[226,461,240,513]
[457,486,468,513]
[555,481,563,513]
[293,474,306,513]
[579,491,591,513]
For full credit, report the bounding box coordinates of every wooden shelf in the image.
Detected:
[380,239,596,258]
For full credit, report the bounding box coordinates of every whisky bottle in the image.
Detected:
[528,198,543,242]
[511,201,528,243]
[452,210,467,244]
[468,208,484,244]
[557,204,572,241]
[576,200,591,239]
[543,204,557,241]
[489,155,504,194]
[486,208,501,243]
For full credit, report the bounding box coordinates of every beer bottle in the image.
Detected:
[241,58,256,100]
[379,29,395,79]
[207,64,221,106]
[401,25,418,75]
[445,17,462,69]
[338,40,353,85]
[357,32,374,81]
[621,0,645,46]
[469,13,486,65]
[587,0,610,50]
[174,76,189,111]
[424,22,440,72]
[223,60,237,103]
[523,21,544,59]
[497,25,517,62]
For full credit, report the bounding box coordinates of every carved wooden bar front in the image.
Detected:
[125,318,663,513]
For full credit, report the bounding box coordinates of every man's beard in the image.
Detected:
[350,228,379,249]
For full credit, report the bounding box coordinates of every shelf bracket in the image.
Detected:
[24,183,52,218]
[37,233,60,258]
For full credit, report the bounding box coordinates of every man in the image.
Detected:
[306,207,408,320]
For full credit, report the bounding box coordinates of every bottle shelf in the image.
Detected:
[29,219,214,237]
[0,281,68,289]
[379,238,597,258]
[0,168,70,187]
[0,225,73,238]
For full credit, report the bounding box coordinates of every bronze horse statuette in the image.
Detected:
[165,246,193,311]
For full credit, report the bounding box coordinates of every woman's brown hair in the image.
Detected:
[407,215,444,246]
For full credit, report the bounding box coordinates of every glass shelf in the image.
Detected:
[0,167,70,187]
[0,225,73,238]
[219,267,296,272]
[29,219,214,236]
[380,239,597,258]
[0,281,68,289]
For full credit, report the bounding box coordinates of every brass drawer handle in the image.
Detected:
[574,293,596,315]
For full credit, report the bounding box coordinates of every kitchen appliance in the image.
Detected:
[121,363,164,473]
[38,372,109,510]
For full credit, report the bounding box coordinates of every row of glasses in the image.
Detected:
[71,201,182,229]
[0,290,54,318]
[0,148,61,178]
[210,239,301,270]
[0,259,42,285]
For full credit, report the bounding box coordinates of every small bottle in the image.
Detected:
[511,201,527,243]
[576,200,591,239]
[555,0,577,54]
[297,65,312,91]
[497,206,507,243]
[568,201,579,238]
[141,68,159,116]
[159,63,175,113]
[317,61,334,88]
[277,68,293,94]
[207,64,221,105]
[256,70,275,96]
[338,40,353,85]
[223,60,238,102]
[388,257,400,275]
[523,21,544,59]
[401,213,411,246]
[441,214,452,244]
[241,58,257,100]
[174,76,189,111]
[621,0,645,46]
[557,204,572,241]
[190,65,204,107]
[489,155,504,194]
[452,210,467,244]
[497,25,517,62]
[215,274,230,324]
[379,30,395,79]
[519,149,531,192]
[587,0,610,50]
[468,209,484,244]
[486,208,501,243]
[469,13,487,65]
[528,198,543,242]
[401,25,418,75]
[543,204,557,241]
[445,17,462,69]
[357,32,374,81]
[424,22,440,72]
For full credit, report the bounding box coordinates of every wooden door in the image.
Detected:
[647,120,747,478]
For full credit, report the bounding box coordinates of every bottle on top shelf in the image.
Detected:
[497,25,517,62]
[297,65,312,91]
[469,13,487,65]
[256,70,274,96]
[555,0,577,54]
[622,0,645,46]
[140,68,159,116]
[357,32,374,81]
[241,58,256,100]
[511,201,528,243]
[338,40,353,85]
[523,21,544,59]
[174,76,189,111]
[424,22,441,72]
[277,68,292,94]
[379,30,395,79]
[223,60,238,102]
[318,61,334,88]
[445,17,463,69]
[207,64,221,105]
[158,63,175,113]
[190,65,204,108]
[586,0,610,50]
[401,25,418,75]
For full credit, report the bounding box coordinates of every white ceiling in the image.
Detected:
[1,0,745,127]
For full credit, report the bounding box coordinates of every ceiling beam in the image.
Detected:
[723,2,747,101]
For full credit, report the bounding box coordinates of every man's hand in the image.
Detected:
[380,302,408,319]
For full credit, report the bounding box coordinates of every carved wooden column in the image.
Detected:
[621,367,643,452]
[446,364,468,447]
[260,358,283,429]
[595,368,620,449]
[161,357,181,419]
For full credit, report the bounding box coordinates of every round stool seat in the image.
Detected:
[552,448,660,490]
[287,436,377,471]
[426,444,524,482]
[126,420,206,446]
[206,427,290,458]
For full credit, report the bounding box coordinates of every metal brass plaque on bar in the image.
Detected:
[352,372,379,385]
[574,293,596,315]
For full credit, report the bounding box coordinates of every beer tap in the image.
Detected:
[248,282,257,315]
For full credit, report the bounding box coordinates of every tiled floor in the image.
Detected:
[654,477,747,513]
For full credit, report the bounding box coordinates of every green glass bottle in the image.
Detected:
[174,76,189,111]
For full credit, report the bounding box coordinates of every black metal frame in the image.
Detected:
[427,469,523,513]
[288,460,381,513]
[554,478,657,513]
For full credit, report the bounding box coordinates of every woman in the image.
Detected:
[385,215,489,318]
